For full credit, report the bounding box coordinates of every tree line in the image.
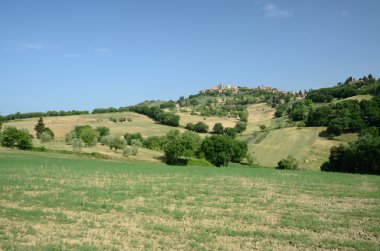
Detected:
[128,105,180,127]
[306,74,380,103]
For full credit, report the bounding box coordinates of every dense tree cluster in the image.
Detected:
[1,127,33,150]
[200,135,247,167]
[321,129,380,175]
[307,99,380,136]
[289,102,308,121]
[306,74,380,103]
[160,130,247,167]
[65,125,99,147]
[92,107,129,114]
[160,101,176,109]
[129,105,180,127]
[164,131,201,165]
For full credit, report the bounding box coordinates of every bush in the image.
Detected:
[95,126,110,140]
[144,135,166,150]
[185,123,195,131]
[130,139,142,155]
[194,122,209,133]
[119,117,126,122]
[276,155,299,170]
[131,139,142,148]
[131,146,139,156]
[43,127,54,139]
[127,118,132,122]
[65,131,77,144]
[124,132,144,145]
[108,135,126,152]
[79,127,99,146]
[297,121,305,128]
[100,135,111,145]
[17,130,33,150]
[122,146,131,157]
[235,121,247,133]
[40,131,53,142]
[223,127,237,138]
[213,123,224,134]
[239,110,249,123]
[109,117,118,123]
[71,138,85,151]
[246,152,258,166]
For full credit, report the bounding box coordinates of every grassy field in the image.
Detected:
[249,127,348,169]
[333,94,373,103]
[0,150,379,250]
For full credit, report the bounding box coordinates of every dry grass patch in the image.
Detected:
[177,112,238,129]
[244,103,275,135]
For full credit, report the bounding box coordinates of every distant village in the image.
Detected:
[200,83,306,98]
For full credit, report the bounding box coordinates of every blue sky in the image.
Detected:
[1,0,380,114]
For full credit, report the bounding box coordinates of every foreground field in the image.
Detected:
[0,151,379,250]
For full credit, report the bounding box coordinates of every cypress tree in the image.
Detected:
[34,117,46,139]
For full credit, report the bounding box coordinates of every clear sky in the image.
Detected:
[1,0,380,114]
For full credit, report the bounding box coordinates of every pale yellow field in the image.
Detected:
[177,112,239,129]
[4,112,185,140]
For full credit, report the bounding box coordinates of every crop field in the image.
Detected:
[249,127,348,169]
[0,150,379,250]
[4,112,184,140]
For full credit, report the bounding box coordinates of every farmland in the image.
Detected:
[0,150,379,250]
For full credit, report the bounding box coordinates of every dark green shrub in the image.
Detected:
[213,123,224,134]
[276,156,299,170]
[194,122,209,133]
[235,121,247,133]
